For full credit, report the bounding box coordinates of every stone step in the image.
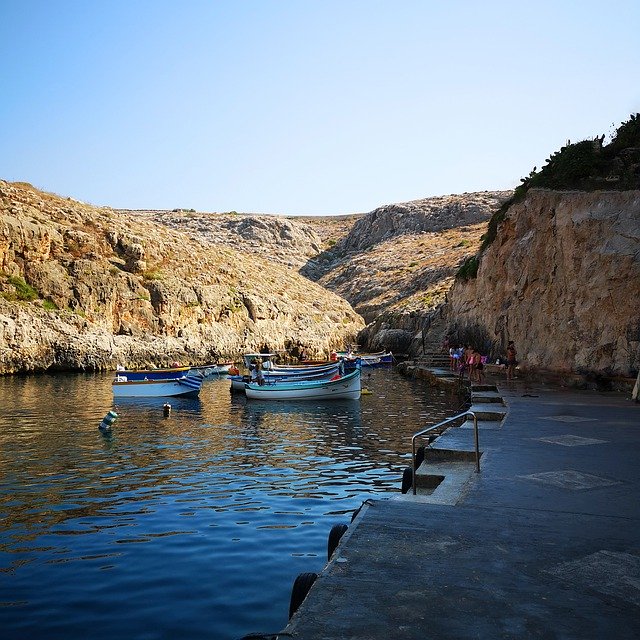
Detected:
[471,384,498,393]
[411,453,481,503]
[471,391,504,404]
[467,403,507,421]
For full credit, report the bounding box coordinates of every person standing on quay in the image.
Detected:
[474,349,485,384]
[506,341,517,380]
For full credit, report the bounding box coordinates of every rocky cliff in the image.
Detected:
[301,192,512,352]
[0,181,364,373]
[446,189,640,376]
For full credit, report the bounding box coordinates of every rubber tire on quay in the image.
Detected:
[289,572,318,619]
[415,445,426,468]
[401,466,414,494]
[327,523,349,561]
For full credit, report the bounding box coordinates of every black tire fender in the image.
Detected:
[289,572,318,619]
[415,445,426,468]
[327,523,348,560]
[401,466,413,494]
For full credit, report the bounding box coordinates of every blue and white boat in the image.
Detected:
[229,362,343,392]
[112,370,205,398]
[244,368,361,401]
[115,365,190,381]
[343,351,394,369]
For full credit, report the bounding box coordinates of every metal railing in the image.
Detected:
[410,411,480,495]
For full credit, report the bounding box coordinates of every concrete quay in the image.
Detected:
[281,377,640,639]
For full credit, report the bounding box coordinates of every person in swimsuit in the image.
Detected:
[474,350,485,384]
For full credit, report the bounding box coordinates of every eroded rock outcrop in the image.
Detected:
[447,189,640,376]
[303,192,512,328]
[0,181,364,373]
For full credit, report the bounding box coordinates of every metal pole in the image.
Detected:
[411,437,417,495]
[472,412,480,473]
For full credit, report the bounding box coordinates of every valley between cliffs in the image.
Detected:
[2,177,638,380]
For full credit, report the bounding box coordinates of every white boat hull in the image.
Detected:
[112,373,204,397]
[230,364,342,392]
[245,369,361,401]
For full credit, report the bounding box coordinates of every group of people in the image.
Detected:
[448,345,486,383]
[446,339,518,382]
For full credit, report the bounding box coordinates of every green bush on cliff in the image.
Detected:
[42,299,58,311]
[518,113,640,193]
[456,256,479,281]
[7,276,39,301]
[476,113,640,260]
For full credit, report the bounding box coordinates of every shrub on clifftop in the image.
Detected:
[478,113,640,256]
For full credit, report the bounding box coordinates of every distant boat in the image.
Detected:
[342,351,393,369]
[242,353,278,368]
[112,370,205,397]
[114,365,190,381]
[244,368,361,401]
[191,362,235,377]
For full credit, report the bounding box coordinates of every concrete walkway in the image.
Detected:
[282,377,640,639]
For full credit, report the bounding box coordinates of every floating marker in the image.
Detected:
[163,403,172,417]
[99,410,118,431]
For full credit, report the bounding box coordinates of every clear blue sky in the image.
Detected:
[1,1,638,215]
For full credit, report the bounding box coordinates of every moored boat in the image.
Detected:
[244,368,361,401]
[242,353,278,368]
[230,362,343,392]
[115,365,190,381]
[112,370,205,397]
[343,351,394,369]
[191,362,236,377]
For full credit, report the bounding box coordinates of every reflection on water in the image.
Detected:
[0,368,465,640]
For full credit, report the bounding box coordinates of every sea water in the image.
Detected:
[0,367,464,640]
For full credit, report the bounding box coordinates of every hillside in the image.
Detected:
[0,181,364,373]
[302,192,512,328]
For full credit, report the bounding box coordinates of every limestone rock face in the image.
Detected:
[125,209,322,270]
[304,192,512,324]
[0,181,364,373]
[337,191,512,252]
[447,189,640,376]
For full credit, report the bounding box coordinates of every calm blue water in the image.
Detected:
[0,368,464,640]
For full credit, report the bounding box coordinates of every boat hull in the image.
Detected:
[229,363,341,391]
[245,369,361,401]
[343,351,393,368]
[230,363,342,392]
[116,366,190,381]
[112,373,204,397]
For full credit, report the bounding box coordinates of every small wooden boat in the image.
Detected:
[268,362,342,374]
[343,351,394,369]
[112,370,205,397]
[191,362,235,377]
[244,368,361,401]
[242,353,278,368]
[115,365,190,381]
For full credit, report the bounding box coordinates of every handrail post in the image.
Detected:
[471,411,480,473]
[411,436,417,495]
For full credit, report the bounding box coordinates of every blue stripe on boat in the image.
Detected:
[179,376,203,390]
